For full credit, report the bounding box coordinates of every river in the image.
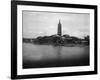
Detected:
[23,43,89,68]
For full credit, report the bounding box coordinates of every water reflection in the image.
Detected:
[23,43,89,68]
[53,46,62,60]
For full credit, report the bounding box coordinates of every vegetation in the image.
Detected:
[23,34,89,46]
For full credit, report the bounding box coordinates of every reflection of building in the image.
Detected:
[57,20,62,36]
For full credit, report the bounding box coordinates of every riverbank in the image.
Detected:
[24,42,89,47]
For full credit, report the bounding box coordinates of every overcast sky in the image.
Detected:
[22,11,90,38]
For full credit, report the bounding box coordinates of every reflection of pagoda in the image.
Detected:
[57,20,62,36]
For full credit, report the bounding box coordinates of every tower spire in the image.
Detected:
[59,19,60,24]
[57,19,62,36]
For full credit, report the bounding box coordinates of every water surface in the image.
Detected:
[23,43,89,68]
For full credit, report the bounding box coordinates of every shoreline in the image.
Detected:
[23,42,89,47]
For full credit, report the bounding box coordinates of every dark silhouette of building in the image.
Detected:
[57,20,62,36]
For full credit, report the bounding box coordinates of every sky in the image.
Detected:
[22,10,90,38]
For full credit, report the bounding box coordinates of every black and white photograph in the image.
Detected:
[11,1,97,79]
[23,11,90,69]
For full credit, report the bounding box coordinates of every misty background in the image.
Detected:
[22,10,90,38]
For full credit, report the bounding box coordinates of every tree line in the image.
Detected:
[23,34,89,46]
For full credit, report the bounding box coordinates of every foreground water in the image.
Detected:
[23,43,89,68]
